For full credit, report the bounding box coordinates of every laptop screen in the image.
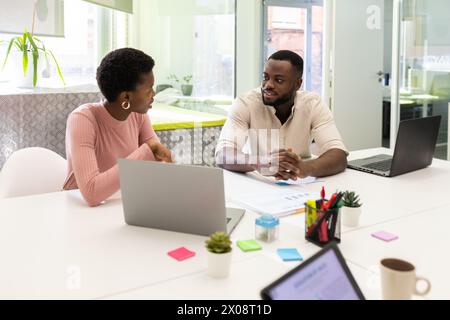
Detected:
[262,245,364,300]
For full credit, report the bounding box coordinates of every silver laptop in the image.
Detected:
[118,159,245,236]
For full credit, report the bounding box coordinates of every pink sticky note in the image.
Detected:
[371,231,398,242]
[167,247,196,261]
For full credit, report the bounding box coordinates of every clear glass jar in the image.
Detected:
[255,214,280,243]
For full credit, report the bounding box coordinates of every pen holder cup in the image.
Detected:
[305,200,341,247]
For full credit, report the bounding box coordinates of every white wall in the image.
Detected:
[330,0,384,151]
[130,0,194,87]
[235,0,263,96]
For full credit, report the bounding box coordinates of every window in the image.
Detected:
[193,9,235,97]
[39,0,100,86]
[263,0,324,96]
[139,0,236,99]
[0,0,128,87]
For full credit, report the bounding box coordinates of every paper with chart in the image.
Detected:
[275,176,317,185]
[246,171,318,186]
[232,189,321,217]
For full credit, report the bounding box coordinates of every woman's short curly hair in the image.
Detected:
[96,48,155,102]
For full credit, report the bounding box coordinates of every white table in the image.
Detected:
[340,204,450,300]
[106,249,382,300]
[1,148,449,299]
[226,148,450,229]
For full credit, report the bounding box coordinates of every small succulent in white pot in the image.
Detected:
[341,191,362,228]
[205,231,232,279]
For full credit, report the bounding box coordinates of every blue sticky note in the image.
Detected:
[277,248,303,262]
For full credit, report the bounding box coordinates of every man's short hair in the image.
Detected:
[268,50,304,78]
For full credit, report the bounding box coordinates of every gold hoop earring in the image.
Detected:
[122,101,131,110]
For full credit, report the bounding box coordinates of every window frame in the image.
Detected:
[262,0,324,93]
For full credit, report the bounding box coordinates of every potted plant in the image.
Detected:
[341,191,362,227]
[2,29,65,88]
[205,231,232,278]
[181,74,193,96]
[155,84,173,94]
[168,73,194,96]
[167,73,180,85]
[1,0,65,88]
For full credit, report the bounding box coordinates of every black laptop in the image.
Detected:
[348,116,441,177]
[261,242,365,300]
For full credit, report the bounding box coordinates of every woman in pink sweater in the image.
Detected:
[63,48,172,206]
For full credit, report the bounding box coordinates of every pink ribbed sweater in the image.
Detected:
[63,101,158,206]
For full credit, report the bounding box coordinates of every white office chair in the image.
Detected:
[0,147,67,199]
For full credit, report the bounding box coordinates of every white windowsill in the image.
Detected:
[0,80,100,96]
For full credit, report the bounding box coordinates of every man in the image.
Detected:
[215,50,347,180]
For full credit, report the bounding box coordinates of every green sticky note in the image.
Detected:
[237,240,262,252]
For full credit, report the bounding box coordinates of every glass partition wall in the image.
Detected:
[396,0,450,159]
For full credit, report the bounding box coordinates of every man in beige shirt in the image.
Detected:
[215,50,348,180]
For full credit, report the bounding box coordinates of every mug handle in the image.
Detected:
[414,276,431,296]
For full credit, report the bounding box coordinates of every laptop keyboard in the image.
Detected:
[362,159,392,171]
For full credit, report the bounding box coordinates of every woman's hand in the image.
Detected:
[147,140,173,163]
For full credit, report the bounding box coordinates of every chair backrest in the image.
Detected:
[0,147,67,199]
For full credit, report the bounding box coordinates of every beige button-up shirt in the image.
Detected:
[215,88,347,159]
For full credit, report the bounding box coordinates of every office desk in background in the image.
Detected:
[1,148,450,299]
[382,93,446,141]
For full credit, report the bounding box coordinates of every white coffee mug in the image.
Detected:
[380,258,431,300]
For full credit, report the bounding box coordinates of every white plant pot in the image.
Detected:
[10,50,42,88]
[207,250,232,279]
[341,206,362,228]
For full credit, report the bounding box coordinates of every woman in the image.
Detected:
[63,48,172,206]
